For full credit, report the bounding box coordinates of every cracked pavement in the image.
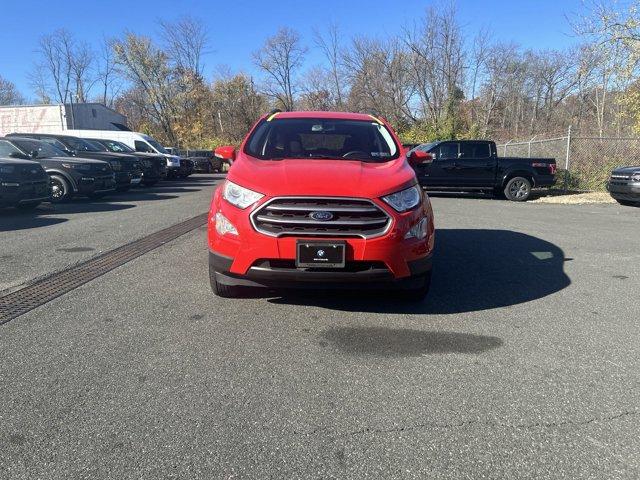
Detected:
[1,185,639,479]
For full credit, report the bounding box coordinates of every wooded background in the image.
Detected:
[1,2,640,153]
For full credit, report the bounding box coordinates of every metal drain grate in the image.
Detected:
[0,213,208,325]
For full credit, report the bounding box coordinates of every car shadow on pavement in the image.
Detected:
[0,212,68,231]
[0,202,138,230]
[267,229,571,315]
[321,327,503,357]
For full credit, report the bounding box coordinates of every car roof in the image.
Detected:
[271,111,381,122]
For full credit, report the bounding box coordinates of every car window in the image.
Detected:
[245,118,399,162]
[11,139,68,158]
[135,141,154,153]
[109,141,134,153]
[142,136,168,154]
[0,140,24,157]
[436,143,458,160]
[39,137,70,152]
[62,137,101,152]
[460,142,490,159]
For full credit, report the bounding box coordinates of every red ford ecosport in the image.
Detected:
[208,111,435,299]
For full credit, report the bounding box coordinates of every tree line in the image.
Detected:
[1,2,640,148]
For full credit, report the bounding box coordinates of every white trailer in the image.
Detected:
[0,103,127,137]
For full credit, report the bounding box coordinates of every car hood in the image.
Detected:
[44,156,111,165]
[612,166,640,175]
[0,157,42,166]
[228,155,417,198]
[78,151,138,163]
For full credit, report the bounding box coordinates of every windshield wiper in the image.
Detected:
[306,154,345,160]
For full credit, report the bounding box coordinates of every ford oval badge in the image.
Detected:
[309,211,334,221]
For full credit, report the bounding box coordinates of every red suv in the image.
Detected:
[208,111,435,299]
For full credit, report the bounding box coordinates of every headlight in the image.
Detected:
[382,185,422,212]
[631,173,640,182]
[214,212,238,236]
[222,180,264,209]
[0,166,15,174]
[62,163,91,171]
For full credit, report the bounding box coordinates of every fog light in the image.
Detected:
[405,217,428,240]
[214,212,238,236]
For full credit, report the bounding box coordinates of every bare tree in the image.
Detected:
[253,27,307,110]
[404,3,466,128]
[31,29,94,104]
[160,16,209,77]
[313,22,346,109]
[0,76,24,105]
[96,37,121,106]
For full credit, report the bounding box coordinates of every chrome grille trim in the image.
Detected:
[250,196,392,239]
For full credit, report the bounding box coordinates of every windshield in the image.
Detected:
[244,118,400,162]
[63,137,102,152]
[9,139,69,158]
[102,140,134,153]
[143,135,168,154]
[84,139,108,151]
[0,140,25,157]
[419,142,438,152]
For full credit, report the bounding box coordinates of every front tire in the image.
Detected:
[616,199,638,207]
[504,176,532,201]
[398,271,432,302]
[49,174,71,203]
[209,263,240,298]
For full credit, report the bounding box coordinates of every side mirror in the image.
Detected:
[214,145,236,163]
[29,150,39,159]
[407,150,433,167]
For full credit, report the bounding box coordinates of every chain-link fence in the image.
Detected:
[497,129,640,191]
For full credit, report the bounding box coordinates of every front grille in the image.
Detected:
[251,197,391,238]
[90,164,112,174]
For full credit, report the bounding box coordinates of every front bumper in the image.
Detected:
[76,175,117,195]
[0,180,51,207]
[607,181,640,201]
[208,191,436,286]
[210,251,432,289]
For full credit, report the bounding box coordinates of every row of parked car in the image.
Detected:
[0,133,215,210]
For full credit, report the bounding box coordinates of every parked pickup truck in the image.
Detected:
[408,140,557,201]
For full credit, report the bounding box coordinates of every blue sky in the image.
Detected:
[0,0,585,99]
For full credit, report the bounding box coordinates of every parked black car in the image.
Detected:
[1,137,115,202]
[183,150,222,173]
[408,140,557,201]
[177,158,194,179]
[0,156,51,210]
[607,166,640,206]
[85,138,167,186]
[7,133,142,192]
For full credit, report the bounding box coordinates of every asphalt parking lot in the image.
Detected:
[1,177,639,479]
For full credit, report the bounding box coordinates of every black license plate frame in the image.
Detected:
[296,241,346,269]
